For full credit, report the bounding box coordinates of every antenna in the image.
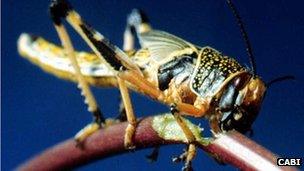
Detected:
[226,0,257,76]
[266,75,295,87]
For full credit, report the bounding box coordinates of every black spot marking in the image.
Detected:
[49,0,73,25]
[80,24,123,71]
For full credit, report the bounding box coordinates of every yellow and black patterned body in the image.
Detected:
[18,6,267,135]
[18,31,267,134]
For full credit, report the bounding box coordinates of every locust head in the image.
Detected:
[218,74,266,134]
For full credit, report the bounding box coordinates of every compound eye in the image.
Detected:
[233,73,252,90]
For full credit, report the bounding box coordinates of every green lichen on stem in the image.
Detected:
[152,114,212,145]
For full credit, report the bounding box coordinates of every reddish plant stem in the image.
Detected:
[17,116,298,171]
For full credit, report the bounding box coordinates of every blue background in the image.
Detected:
[2,0,304,170]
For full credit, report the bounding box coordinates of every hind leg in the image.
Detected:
[49,10,105,144]
[49,0,146,149]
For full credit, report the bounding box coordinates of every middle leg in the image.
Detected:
[171,104,197,171]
